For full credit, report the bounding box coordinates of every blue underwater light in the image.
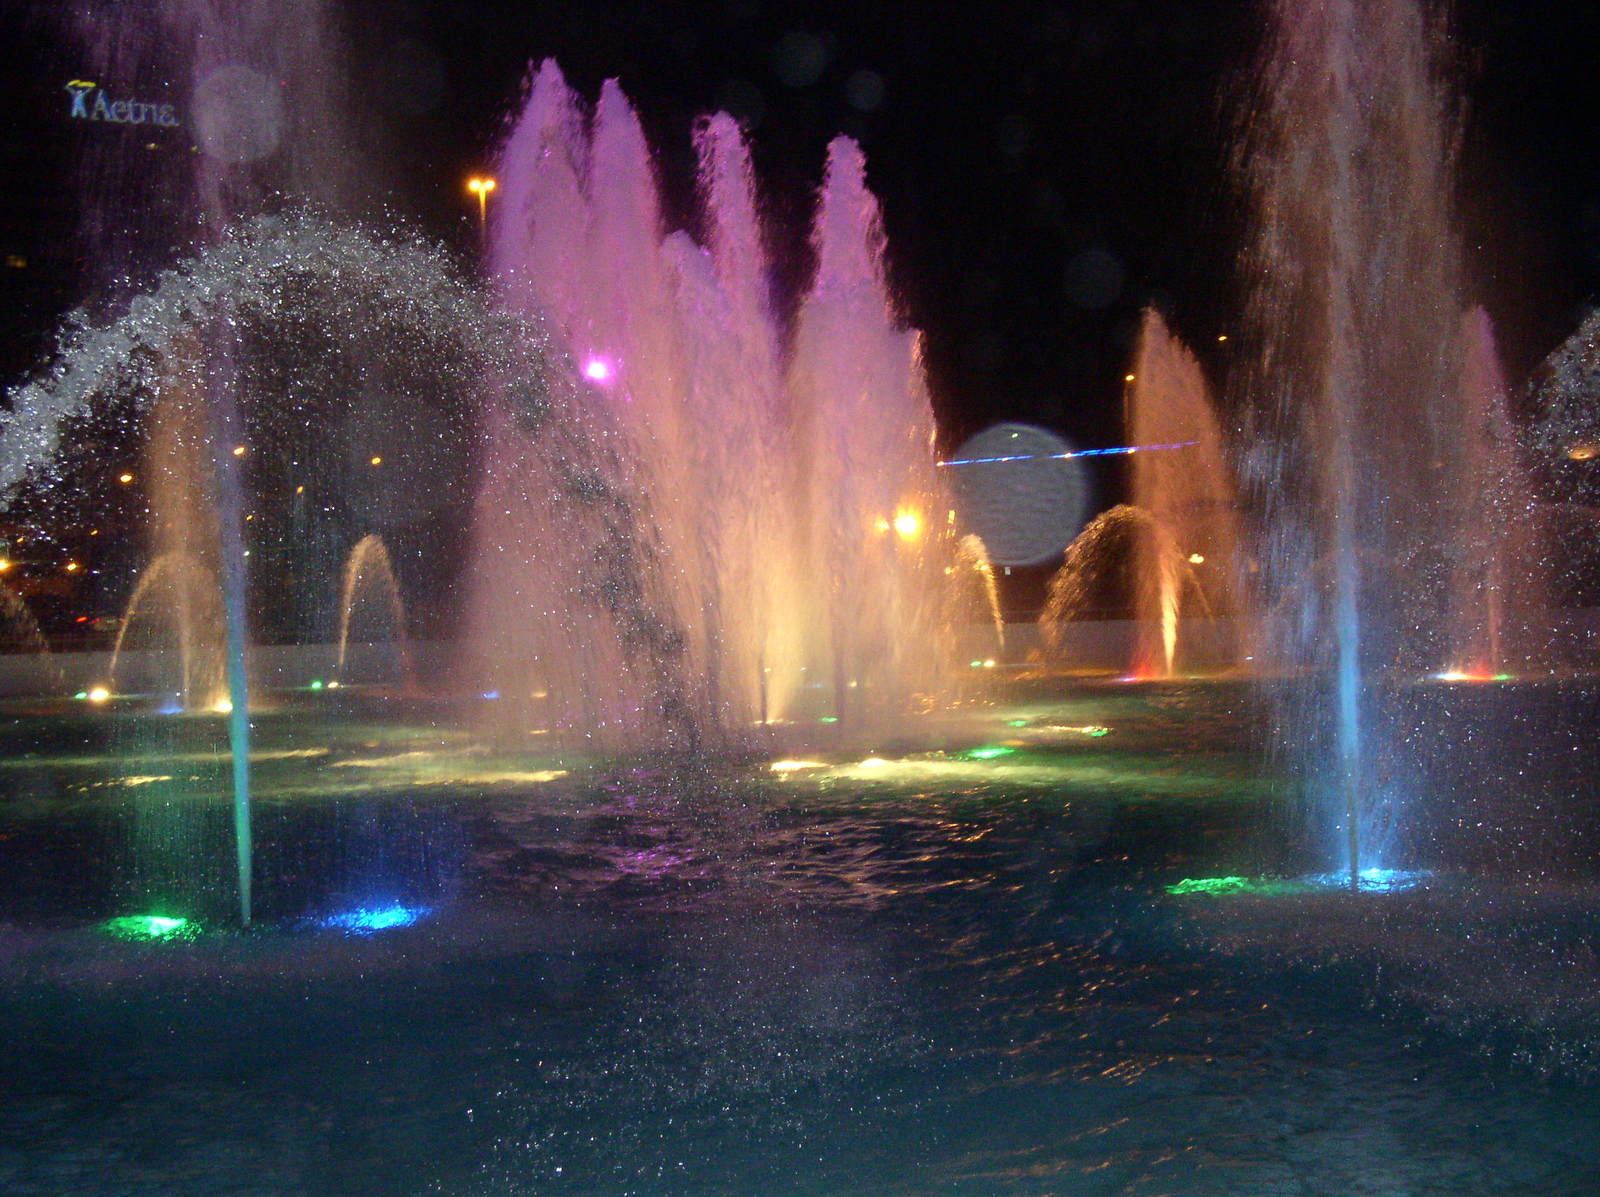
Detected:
[1309,867,1430,893]
[319,903,430,934]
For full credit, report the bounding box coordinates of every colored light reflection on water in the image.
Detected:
[319,904,430,934]
[101,914,197,940]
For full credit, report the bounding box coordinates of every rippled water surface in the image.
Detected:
[3,681,1599,1194]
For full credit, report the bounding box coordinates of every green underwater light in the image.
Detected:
[1005,719,1029,727]
[1165,876,1294,897]
[309,679,324,690]
[964,745,1016,760]
[101,914,198,941]
[818,716,839,724]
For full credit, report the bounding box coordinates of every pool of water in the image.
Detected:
[3,680,1599,1194]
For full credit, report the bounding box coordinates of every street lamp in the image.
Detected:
[466,175,497,248]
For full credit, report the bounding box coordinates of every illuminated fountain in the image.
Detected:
[1040,308,1246,678]
[2,55,989,925]
[1445,307,1548,679]
[108,353,230,711]
[110,551,226,710]
[1124,309,1248,677]
[3,5,1600,1190]
[335,533,414,690]
[1239,0,1550,881]
[1041,505,1206,673]
[469,62,978,742]
[1,212,570,921]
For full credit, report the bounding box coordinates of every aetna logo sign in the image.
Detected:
[65,80,180,128]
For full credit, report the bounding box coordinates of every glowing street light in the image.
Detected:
[892,510,922,541]
[466,175,497,246]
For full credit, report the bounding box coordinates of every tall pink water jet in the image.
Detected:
[1241,0,1474,879]
[787,136,954,724]
[1124,308,1246,678]
[1447,308,1546,679]
[468,63,973,744]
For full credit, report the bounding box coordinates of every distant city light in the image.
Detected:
[1217,334,1229,343]
[65,561,80,573]
[231,445,246,457]
[466,176,497,243]
[1188,552,1206,564]
[1124,373,1136,383]
[370,455,383,466]
[118,472,134,483]
[87,686,110,703]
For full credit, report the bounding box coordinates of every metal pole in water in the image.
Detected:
[207,335,254,926]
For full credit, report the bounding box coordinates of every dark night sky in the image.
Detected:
[7,2,1600,431]
[3,0,1600,618]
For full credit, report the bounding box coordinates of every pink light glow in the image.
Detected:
[581,357,615,385]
